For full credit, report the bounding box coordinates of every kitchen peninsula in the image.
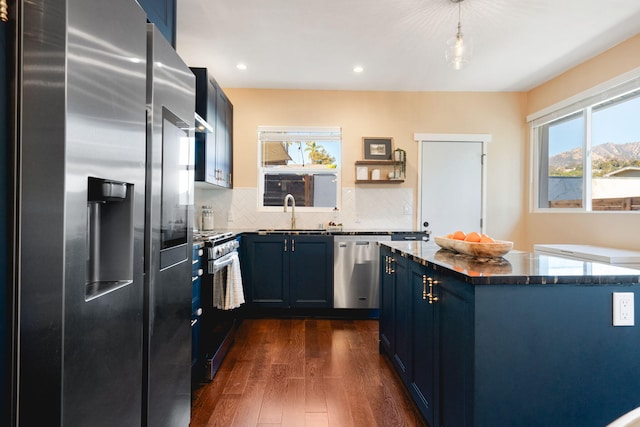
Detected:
[379,241,640,427]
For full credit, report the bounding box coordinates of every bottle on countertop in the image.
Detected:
[202,205,214,230]
[329,207,341,227]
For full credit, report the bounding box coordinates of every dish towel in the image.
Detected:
[212,266,225,309]
[225,252,245,310]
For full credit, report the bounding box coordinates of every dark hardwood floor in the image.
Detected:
[191,318,426,427]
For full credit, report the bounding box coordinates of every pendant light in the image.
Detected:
[0,0,8,21]
[445,0,473,70]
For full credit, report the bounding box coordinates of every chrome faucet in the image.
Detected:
[283,193,296,229]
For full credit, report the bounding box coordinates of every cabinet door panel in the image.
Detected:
[438,278,473,427]
[410,262,437,426]
[244,236,288,307]
[191,70,232,188]
[290,236,333,307]
[137,0,175,46]
[392,255,411,382]
[379,249,395,354]
[205,82,218,184]
[214,89,232,187]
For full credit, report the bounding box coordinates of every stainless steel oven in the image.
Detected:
[193,232,244,382]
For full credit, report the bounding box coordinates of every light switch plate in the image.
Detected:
[613,292,634,326]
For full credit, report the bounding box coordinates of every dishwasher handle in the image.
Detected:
[338,241,371,248]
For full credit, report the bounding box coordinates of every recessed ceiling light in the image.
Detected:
[236,63,247,71]
[353,66,364,73]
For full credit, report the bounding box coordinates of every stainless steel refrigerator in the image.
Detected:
[16,0,194,425]
[144,24,195,427]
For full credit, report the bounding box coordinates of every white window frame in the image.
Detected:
[257,126,342,212]
[528,67,640,213]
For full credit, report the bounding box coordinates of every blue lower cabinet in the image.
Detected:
[380,253,440,426]
[391,254,411,382]
[436,274,473,427]
[380,248,640,427]
[379,247,395,355]
[242,234,333,308]
[409,261,438,427]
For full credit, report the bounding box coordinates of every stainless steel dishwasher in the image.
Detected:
[333,235,391,308]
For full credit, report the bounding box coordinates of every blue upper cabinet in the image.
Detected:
[137,0,176,47]
[191,67,234,188]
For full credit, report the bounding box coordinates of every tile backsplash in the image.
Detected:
[194,186,416,231]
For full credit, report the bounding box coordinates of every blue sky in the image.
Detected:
[549,95,640,156]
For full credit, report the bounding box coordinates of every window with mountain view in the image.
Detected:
[258,127,341,210]
[534,89,640,211]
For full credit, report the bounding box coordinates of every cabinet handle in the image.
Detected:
[422,275,427,300]
[426,277,439,304]
[386,256,394,274]
[292,239,295,252]
[284,238,287,252]
[389,257,395,274]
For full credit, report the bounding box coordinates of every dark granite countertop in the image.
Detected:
[192,229,428,244]
[242,228,429,237]
[381,241,640,285]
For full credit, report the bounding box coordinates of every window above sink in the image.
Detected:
[257,126,342,212]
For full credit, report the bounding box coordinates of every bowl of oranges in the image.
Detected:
[434,231,513,258]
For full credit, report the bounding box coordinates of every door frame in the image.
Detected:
[414,133,491,233]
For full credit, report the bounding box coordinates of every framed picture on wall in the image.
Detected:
[363,137,393,160]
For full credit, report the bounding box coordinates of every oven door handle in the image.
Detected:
[212,252,235,273]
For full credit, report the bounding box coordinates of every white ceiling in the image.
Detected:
[176,0,640,92]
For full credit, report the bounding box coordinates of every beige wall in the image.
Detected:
[204,33,640,251]
[220,88,527,244]
[523,33,640,251]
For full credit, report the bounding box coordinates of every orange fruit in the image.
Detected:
[446,233,453,238]
[451,230,466,240]
[480,234,495,243]
[464,231,481,242]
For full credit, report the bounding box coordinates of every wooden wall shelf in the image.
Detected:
[355,179,405,184]
[355,160,400,166]
[355,160,405,183]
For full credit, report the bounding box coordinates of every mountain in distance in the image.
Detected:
[549,141,640,175]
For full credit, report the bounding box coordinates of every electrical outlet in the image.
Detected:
[613,292,635,326]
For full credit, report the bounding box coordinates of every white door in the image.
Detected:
[419,137,487,238]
